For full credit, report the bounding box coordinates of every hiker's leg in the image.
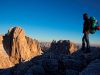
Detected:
[85,33,90,51]
[82,34,85,50]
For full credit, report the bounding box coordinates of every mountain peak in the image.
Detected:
[7,26,25,39]
[0,26,42,68]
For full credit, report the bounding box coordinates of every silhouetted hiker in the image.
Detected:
[82,13,90,53]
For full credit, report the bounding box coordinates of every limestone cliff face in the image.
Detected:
[0,36,13,68]
[8,27,31,64]
[26,36,42,57]
[0,27,42,68]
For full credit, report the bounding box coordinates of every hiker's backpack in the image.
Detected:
[89,17,97,34]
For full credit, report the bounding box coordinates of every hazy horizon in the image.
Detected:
[0,0,100,44]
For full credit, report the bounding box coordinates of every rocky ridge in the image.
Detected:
[0,27,100,75]
[0,42,100,75]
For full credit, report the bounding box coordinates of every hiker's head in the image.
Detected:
[83,13,88,20]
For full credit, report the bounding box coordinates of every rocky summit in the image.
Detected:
[0,27,42,68]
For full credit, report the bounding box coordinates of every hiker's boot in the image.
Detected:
[85,47,90,53]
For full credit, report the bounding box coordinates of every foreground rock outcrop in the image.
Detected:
[0,27,42,68]
[0,36,13,68]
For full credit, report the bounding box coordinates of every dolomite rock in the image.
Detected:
[0,27,42,68]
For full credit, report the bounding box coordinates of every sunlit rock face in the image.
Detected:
[0,35,13,68]
[0,27,42,68]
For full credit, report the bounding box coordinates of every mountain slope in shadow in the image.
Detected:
[0,40,100,75]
